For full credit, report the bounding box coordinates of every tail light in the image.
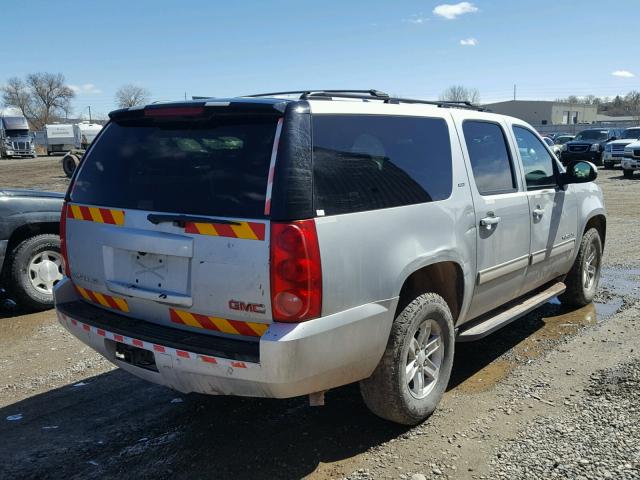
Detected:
[60,202,70,277]
[270,220,322,322]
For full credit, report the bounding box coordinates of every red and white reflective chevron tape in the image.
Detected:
[57,311,256,370]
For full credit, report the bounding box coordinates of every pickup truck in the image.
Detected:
[1,189,64,310]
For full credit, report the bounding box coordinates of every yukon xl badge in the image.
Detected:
[228,299,266,314]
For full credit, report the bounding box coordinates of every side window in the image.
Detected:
[312,115,452,215]
[512,126,556,189]
[462,121,516,195]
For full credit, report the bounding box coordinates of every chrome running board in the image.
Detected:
[457,281,566,342]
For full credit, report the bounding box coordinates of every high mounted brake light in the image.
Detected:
[144,106,205,117]
[270,220,322,322]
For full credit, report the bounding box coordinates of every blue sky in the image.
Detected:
[1,0,637,118]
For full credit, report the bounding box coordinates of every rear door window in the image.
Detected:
[71,117,279,218]
[312,115,452,215]
[462,121,517,195]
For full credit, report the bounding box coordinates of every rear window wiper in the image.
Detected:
[147,214,241,227]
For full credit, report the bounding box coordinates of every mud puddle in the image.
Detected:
[451,267,638,394]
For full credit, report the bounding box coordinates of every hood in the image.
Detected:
[624,140,640,149]
[0,189,64,199]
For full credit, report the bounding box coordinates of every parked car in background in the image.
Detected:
[1,189,64,310]
[541,136,554,147]
[54,91,606,425]
[622,141,640,178]
[44,124,75,156]
[560,128,621,166]
[552,134,574,157]
[0,115,37,158]
[603,127,640,169]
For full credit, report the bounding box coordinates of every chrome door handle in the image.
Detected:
[480,215,501,228]
[533,207,544,219]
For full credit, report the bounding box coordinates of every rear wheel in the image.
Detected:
[7,234,63,311]
[623,169,634,179]
[559,228,602,307]
[604,161,613,169]
[360,293,454,425]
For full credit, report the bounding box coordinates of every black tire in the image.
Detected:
[360,293,455,425]
[559,228,602,307]
[623,169,634,179]
[604,161,613,170]
[62,154,79,178]
[6,234,62,311]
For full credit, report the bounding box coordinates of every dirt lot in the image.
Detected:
[1,159,639,479]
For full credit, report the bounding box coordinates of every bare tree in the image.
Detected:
[115,84,151,108]
[1,77,35,118]
[439,85,480,104]
[1,72,75,129]
[26,73,75,127]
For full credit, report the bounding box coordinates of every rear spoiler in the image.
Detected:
[109,99,289,122]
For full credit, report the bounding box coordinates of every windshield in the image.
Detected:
[5,129,29,137]
[574,130,608,141]
[622,128,640,139]
[71,117,279,219]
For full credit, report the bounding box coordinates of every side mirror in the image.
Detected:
[609,136,617,141]
[561,161,597,185]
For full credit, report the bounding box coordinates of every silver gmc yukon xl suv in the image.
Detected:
[54,90,606,425]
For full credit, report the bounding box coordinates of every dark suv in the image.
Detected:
[560,128,621,166]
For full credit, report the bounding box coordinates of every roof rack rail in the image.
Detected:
[246,89,485,111]
[247,89,390,99]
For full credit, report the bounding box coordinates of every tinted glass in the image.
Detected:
[513,126,556,188]
[463,121,516,195]
[311,115,452,215]
[71,117,278,218]
[574,130,608,141]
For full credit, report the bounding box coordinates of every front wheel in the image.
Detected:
[559,228,602,307]
[623,169,634,179]
[360,293,455,425]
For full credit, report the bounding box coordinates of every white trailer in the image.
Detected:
[73,122,102,149]
[44,124,75,155]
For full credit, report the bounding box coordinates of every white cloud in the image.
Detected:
[460,37,478,46]
[68,83,102,94]
[433,2,478,20]
[405,14,428,24]
[611,70,635,78]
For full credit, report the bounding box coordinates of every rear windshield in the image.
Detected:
[71,117,278,218]
[312,115,452,215]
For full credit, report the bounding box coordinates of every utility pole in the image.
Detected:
[88,105,92,123]
[513,84,516,101]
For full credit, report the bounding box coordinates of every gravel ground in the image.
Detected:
[0,165,639,479]
[492,360,640,480]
